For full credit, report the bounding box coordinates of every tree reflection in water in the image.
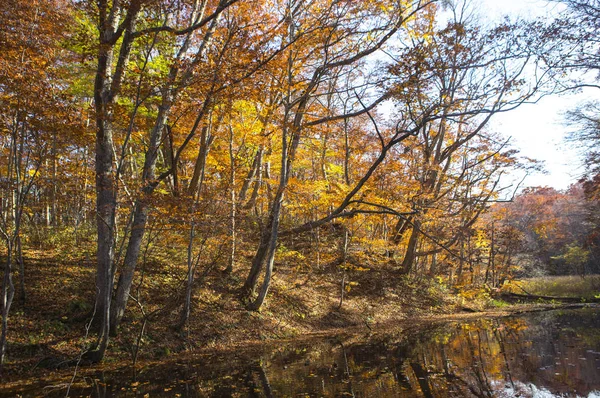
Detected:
[9,307,600,397]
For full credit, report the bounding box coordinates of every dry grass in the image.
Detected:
[503,275,600,299]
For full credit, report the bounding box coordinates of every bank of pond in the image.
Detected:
[3,306,599,397]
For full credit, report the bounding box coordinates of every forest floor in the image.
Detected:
[3,247,599,387]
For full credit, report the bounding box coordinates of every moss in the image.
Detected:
[490,299,509,308]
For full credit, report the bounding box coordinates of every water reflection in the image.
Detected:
[10,307,600,397]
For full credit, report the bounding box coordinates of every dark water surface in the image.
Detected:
[9,307,600,397]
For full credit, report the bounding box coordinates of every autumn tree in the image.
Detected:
[0,0,81,372]
[81,0,285,362]
[489,185,597,277]
[240,0,441,310]
[546,0,599,86]
[0,0,585,369]
[280,2,553,282]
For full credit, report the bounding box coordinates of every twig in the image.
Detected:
[65,288,98,397]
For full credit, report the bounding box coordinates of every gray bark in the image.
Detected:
[244,157,265,210]
[247,198,282,310]
[87,0,143,362]
[92,85,117,361]
[111,2,226,333]
[242,221,272,296]
[239,146,262,203]
[17,235,24,305]
[0,246,15,374]
[226,126,236,274]
[188,125,212,197]
[110,101,170,333]
[179,223,196,330]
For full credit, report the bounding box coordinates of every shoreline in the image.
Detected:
[2,301,597,394]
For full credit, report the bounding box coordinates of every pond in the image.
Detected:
[7,307,600,397]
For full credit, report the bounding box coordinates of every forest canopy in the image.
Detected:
[0,0,598,368]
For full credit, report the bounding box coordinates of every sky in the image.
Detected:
[476,0,600,191]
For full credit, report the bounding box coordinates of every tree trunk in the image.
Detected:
[247,199,282,310]
[257,363,274,398]
[410,361,434,398]
[92,185,115,359]
[388,216,412,259]
[243,117,295,308]
[338,228,349,309]
[110,200,148,333]
[343,118,351,185]
[400,220,420,275]
[485,224,494,285]
[188,125,211,197]
[0,245,15,374]
[225,126,236,274]
[239,146,262,203]
[16,235,25,305]
[429,253,437,276]
[111,99,171,333]
[89,29,120,362]
[243,148,288,305]
[245,158,265,210]
[457,239,465,285]
[87,0,144,362]
[91,111,117,362]
[178,223,196,330]
[51,137,57,227]
[242,220,271,297]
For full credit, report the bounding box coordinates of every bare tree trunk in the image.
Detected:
[111,94,172,333]
[16,235,25,305]
[243,107,297,309]
[245,158,265,210]
[188,125,212,197]
[320,131,329,181]
[179,122,211,327]
[91,129,117,362]
[338,229,349,309]
[239,146,262,203]
[179,223,197,330]
[343,118,351,185]
[89,89,118,360]
[247,199,282,310]
[225,126,236,274]
[257,363,274,398]
[110,200,148,333]
[88,17,123,360]
[410,361,434,398]
[484,223,494,285]
[429,253,437,276]
[388,216,412,259]
[0,245,15,375]
[243,143,288,305]
[400,221,420,275]
[51,136,57,227]
[243,217,272,297]
[244,121,300,310]
[338,273,346,309]
[44,166,51,228]
[457,238,465,285]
